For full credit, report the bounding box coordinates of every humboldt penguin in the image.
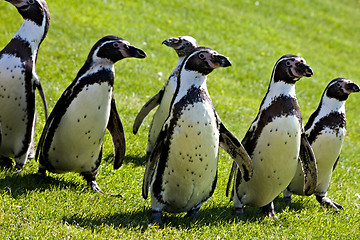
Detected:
[226,54,317,218]
[142,47,253,224]
[36,36,146,194]
[284,78,359,212]
[133,36,199,156]
[0,0,50,170]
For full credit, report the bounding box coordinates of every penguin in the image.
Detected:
[142,47,253,224]
[226,54,317,218]
[0,0,50,170]
[133,36,199,156]
[283,78,360,211]
[36,36,146,194]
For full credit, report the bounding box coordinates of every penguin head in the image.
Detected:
[273,54,313,84]
[89,35,146,64]
[325,78,360,101]
[183,47,231,75]
[162,36,199,57]
[6,0,50,27]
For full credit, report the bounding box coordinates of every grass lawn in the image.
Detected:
[1,0,360,239]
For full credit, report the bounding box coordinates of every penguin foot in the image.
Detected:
[316,196,344,212]
[185,208,199,220]
[261,202,278,219]
[36,169,46,184]
[14,162,24,172]
[150,210,163,226]
[0,157,13,169]
[283,196,292,204]
[88,180,122,198]
[235,207,244,217]
[82,172,122,197]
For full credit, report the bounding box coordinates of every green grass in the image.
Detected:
[1,0,360,238]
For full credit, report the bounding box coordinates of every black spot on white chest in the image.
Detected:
[46,83,113,172]
[0,55,31,151]
[160,101,218,186]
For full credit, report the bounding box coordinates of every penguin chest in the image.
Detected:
[0,55,31,156]
[159,101,219,212]
[238,116,301,207]
[311,127,345,193]
[47,83,112,173]
[288,127,345,195]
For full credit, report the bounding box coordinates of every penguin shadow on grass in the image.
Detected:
[61,206,237,231]
[0,170,80,199]
[216,196,309,224]
[61,198,308,230]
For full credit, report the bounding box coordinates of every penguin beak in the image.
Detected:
[345,82,360,93]
[210,54,232,68]
[296,63,313,77]
[125,45,147,59]
[162,37,181,49]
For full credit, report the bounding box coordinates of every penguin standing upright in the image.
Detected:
[142,47,253,224]
[133,36,199,156]
[284,78,359,211]
[0,0,50,170]
[226,55,317,218]
[36,36,146,194]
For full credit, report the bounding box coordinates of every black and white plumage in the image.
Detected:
[0,0,50,170]
[36,36,146,194]
[226,54,317,218]
[133,36,199,156]
[142,47,253,224]
[284,78,359,211]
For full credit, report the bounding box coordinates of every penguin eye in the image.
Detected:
[198,53,205,60]
[113,42,121,48]
[28,0,35,4]
[286,61,291,66]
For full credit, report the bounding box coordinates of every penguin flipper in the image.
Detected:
[142,128,166,199]
[35,83,76,161]
[299,133,317,196]
[333,155,340,171]
[35,101,58,162]
[226,161,237,198]
[133,90,164,134]
[219,123,253,181]
[34,75,49,120]
[107,96,126,170]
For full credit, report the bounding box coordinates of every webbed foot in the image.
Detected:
[36,168,46,184]
[0,157,13,169]
[14,162,24,172]
[283,196,292,204]
[150,210,163,226]
[316,195,344,212]
[88,179,122,197]
[82,172,122,197]
[185,208,199,220]
[235,207,244,217]
[261,202,278,219]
